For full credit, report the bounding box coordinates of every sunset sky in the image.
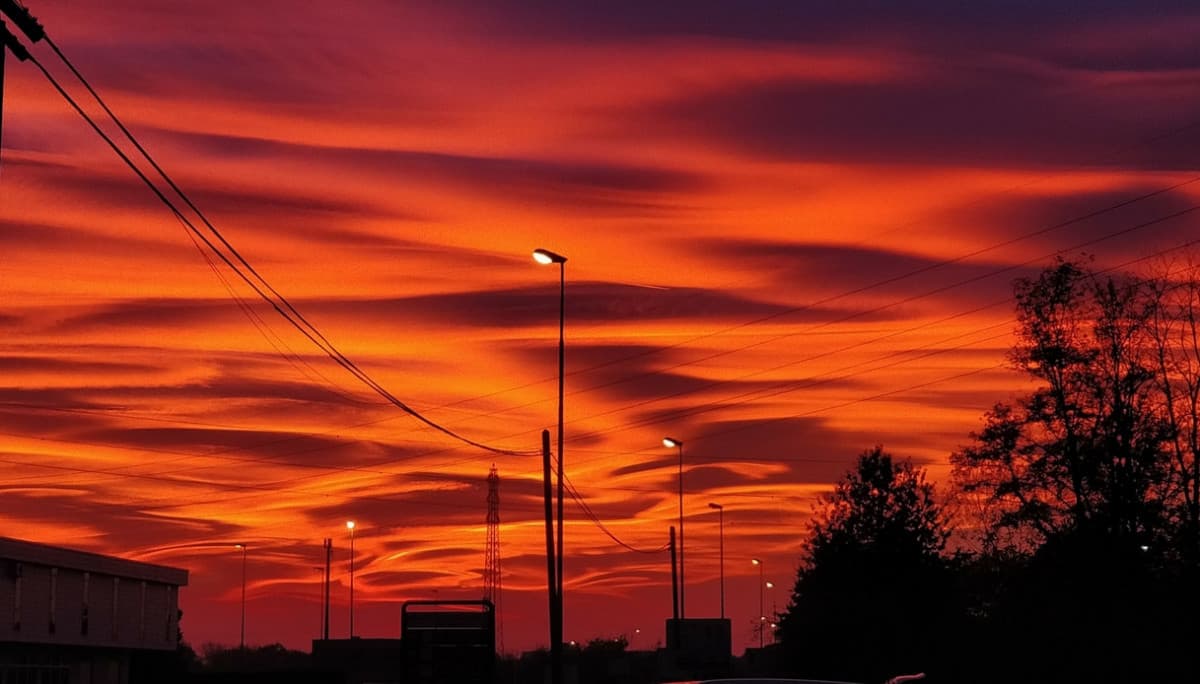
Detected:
[2,0,1199,654]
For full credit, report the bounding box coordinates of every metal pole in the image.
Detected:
[239,545,247,649]
[532,246,566,683]
[541,430,561,684]
[555,261,565,606]
[349,526,355,638]
[669,526,678,621]
[771,593,777,645]
[677,443,684,619]
[718,508,725,619]
[758,561,764,649]
[323,538,331,641]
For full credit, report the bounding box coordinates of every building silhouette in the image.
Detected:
[0,536,188,683]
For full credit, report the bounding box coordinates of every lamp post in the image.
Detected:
[346,521,356,638]
[533,247,566,684]
[766,581,776,645]
[533,248,567,599]
[752,558,764,648]
[662,437,685,618]
[708,503,724,619]
[234,544,247,649]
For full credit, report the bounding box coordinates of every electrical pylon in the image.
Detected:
[485,464,503,651]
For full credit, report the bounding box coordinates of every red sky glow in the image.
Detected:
[2,0,1199,655]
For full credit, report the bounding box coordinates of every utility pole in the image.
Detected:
[541,430,561,684]
[669,526,678,648]
[484,464,503,652]
[0,22,22,174]
[1,0,45,176]
[322,538,332,641]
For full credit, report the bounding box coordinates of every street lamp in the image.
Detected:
[752,558,764,648]
[533,248,567,592]
[234,544,247,649]
[663,437,685,618]
[533,247,566,684]
[708,503,724,619]
[346,521,356,638]
[765,581,777,645]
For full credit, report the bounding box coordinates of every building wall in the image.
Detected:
[0,642,132,684]
[0,538,185,653]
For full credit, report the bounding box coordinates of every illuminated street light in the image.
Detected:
[534,246,567,684]
[752,558,765,648]
[532,248,566,265]
[663,437,685,618]
[766,581,777,644]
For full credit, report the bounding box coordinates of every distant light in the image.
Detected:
[765,581,774,588]
[234,543,244,549]
[1139,544,1149,551]
[346,521,356,530]
[663,437,681,448]
[751,558,761,566]
[533,248,566,265]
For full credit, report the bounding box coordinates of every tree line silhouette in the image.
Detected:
[776,258,1200,684]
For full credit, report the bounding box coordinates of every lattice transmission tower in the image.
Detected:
[484,464,503,650]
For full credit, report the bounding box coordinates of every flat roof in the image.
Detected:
[0,536,188,586]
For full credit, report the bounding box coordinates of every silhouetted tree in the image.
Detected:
[952,259,1172,549]
[200,642,311,672]
[581,635,627,654]
[776,446,953,682]
[1145,261,1200,561]
[949,259,1199,684]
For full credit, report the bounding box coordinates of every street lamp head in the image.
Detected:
[751,558,761,565]
[346,521,356,530]
[662,437,682,448]
[707,502,722,511]
[234,543,245,550]
[532,248,567,265]
[766,581,775,588]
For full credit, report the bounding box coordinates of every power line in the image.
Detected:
[0,322,1028,543]
[9,220,1200,525]
[553,207,1200,449]
[6,5,1200,555]
[10,8,1197,473]
[330,178,1200,456]
[563,474,670,554]
[6,231,1196,556]
[15,46,531,457]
